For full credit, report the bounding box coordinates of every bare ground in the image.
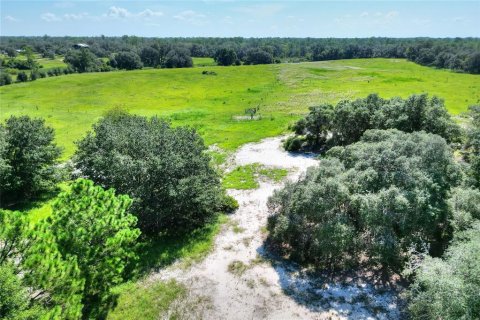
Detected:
[151,137,403,320]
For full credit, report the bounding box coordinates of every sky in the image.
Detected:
[1,1,479,38]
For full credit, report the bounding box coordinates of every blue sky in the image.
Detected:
[1,1,479,37]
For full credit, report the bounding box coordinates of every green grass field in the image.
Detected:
[1,58,479,159]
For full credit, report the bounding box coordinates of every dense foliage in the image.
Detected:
[64,48,107,73]
[408,222,480,319]
[0,179,140,319]
[0,116,62,207]
[110,51,143,70]
[268,130,461,271]
[74,110,227,235]
[285,94,461,152]
[464,105,480,187]
[1,36,479,73]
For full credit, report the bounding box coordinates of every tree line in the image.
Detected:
[1,36,479,72]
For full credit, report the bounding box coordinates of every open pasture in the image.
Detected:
[1,58,479,158]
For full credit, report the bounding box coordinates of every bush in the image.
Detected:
[268,130,461,272]
[408,222,480,319]
[16,71,28,82]
[0,72,12,86]
[74,110,225,235]
[0,116,62,207]
[214,48,237,66]
[283,135,305,152]
[244,48,273,65]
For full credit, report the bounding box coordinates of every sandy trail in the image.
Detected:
[152,137,402,320]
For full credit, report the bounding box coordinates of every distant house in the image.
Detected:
[73,43,89,49]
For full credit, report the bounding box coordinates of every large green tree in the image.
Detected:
[269,130,461,272]
[74,110,226,235]
[0,116,62,207]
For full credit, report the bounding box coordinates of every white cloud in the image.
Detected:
[41,12,62,22]
[63,12,88,21]
[105,6,132,19]
[138,9,163,18]
[4,15,18,22]
[103,6,163,20]
[173,10,207,25]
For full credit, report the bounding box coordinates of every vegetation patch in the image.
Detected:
[107,280,186,320]
[223,163,288,190]
[227,260,249,277]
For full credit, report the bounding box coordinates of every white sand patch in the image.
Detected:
[151,136,403,319]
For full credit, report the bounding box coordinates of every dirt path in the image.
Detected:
[153,137,402,320]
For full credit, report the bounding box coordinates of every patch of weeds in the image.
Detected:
[260,226,268,235]
[228,260,248,277]
[249,255,265,266]
[259,277,269,287]
[223,163,288,190]
[107,280,185,320]
[223,244,234,251]
[242,236,254,247]
[258,167,288,183]
[246,279,256,289]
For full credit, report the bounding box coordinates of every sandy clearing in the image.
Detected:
[152,136,403,320]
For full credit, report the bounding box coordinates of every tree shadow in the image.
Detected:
[257,242,407,319]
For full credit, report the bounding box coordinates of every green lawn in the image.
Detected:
[192,57,217,67]
[1,59,479,159]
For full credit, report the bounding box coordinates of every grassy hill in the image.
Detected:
[1,58,479,159]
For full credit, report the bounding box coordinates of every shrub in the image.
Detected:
[408,222,480,319]
[74,110,225,235]
[16,71,28,82]
[0,72,12,86]
[0,116,62,207]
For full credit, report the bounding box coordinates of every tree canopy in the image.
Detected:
[268,129,461,272]
[74,110,227,235]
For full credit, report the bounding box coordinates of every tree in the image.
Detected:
[74,110,226,235]
[268,130,461,272]
[0,116,62,207]
[288,94,461,152]
[41,179,140,318]
[140,46,161,67]
[0,264,44,320]
[465,105,480,187]
[244,48,273,65]
[16,71,28,82]
[64,48,98,73]
[0,72,12,86]
[408,222,480,320]
[0,209,83,319]
[214,48,237,66]
[110,51,143,70]
[164,48,193,68]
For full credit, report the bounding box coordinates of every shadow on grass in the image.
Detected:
[135,214,228,276]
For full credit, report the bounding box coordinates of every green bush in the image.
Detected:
[408,222,480,320]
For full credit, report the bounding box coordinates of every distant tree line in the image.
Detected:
[1,36,479,73]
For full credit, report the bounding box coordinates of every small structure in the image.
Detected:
[73,43,89,49]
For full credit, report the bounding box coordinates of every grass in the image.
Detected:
[192,57,217,67]
[137,214,228,272]
[107,280,186,320]
[222,163,289,189]
[2,59,478,159]
[227,260,248,277]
